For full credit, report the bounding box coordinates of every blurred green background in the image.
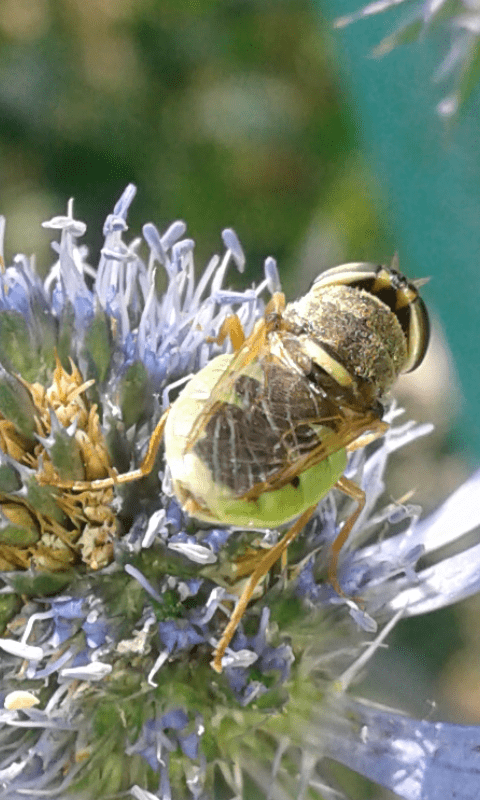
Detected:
[0,0,391,288]
[1,0,479,794]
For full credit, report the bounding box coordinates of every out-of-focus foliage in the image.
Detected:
[0,0,393,293]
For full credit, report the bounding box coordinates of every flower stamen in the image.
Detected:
[0,357,117,571]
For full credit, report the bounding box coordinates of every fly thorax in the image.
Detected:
[284,285,408,398]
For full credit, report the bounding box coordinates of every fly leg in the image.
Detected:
[208,314,246,352]
[47,408,170,491]
[210,291,286,354]
[327,418,388,593]
[327,475,365,596]
[211,504,316,673]
[346,420,388,452]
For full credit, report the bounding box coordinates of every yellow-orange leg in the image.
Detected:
[208,314,246,353]
[264,291,286,317]
[49,408,171,491]
[346,420,388,453]
[211,504,316,673]
[207,290,286,355]
[327,476,365,596]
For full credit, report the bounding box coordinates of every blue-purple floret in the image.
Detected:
[224,608,293,705]
[36,185,272,393]
[158,619,205,653]
[127,711,202,792]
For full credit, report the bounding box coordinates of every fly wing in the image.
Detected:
[240,407,385,501]
[185,315,272,450]
[191,337,386,501]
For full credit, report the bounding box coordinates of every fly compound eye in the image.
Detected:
[311,262,381,292]
[371,267,430,372]
[401,291,430,372]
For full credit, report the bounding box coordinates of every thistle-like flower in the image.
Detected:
[0,186,480,800]
[335,0,480,116]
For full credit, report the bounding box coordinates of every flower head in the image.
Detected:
[0,186,480,799]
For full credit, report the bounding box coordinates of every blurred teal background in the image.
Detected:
[1,2,479,791]
[324,0,480,463]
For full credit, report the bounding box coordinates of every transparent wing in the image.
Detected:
[186,291,288,451]
[185,315,273,450]
[240,407,385,501]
